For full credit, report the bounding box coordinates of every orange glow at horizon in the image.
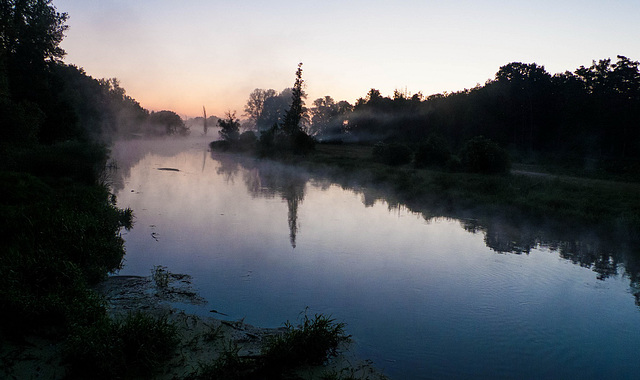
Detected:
[56,0,640,119]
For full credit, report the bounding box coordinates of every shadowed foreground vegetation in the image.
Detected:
[186,312,352,380]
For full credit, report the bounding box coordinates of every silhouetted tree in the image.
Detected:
[494,62,553,152]
[574,56,640,159]
[147,110,188,136]
[0,0,71,143]
[218,111,241,143]
[97,77,149,137]
[244,88,277,130]
[282,63,305,137]
[309,97,354,139]
[256,88,292,132]
[259,63,314,154]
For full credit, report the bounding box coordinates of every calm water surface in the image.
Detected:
[111,137,640,379]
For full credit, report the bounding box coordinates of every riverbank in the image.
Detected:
[283,143,640,243]
[0,140,388,379]
[96,274,386,379]
[1,270,386,379]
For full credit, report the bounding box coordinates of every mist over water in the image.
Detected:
[110,137,640,379]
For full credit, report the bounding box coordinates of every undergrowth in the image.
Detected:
[187,311,351,380]
[0,170,133,337]
[64,312,178,379]
[262,312,350,371]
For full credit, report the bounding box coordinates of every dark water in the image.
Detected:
[110,137,640,379]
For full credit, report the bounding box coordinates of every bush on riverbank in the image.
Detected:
[414,134,452,168]
[262,312,350,372]
[0,168,133,337]
[459,136,511,174]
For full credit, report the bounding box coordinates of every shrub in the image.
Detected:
[218,112,241,143]
[257,124,278,155]
[262,312,350,372]
[186,311,352,379]
[459,136,510,174]
[445,155,463,172]
[0,171,132,335]
[258,125,316,156]
[238,130,257,150]
[209,140,230,151]
[415,134,451,168]
[292,129,316,154]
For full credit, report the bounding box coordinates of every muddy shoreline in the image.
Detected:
[96,274,386,379]
[1,273,384,379]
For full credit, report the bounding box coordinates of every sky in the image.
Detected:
[55,0,640,118]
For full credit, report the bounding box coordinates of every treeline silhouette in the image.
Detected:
[302,57,640,175]
[1,2,186,146]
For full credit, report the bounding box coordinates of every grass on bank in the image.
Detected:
[187,311,351,380]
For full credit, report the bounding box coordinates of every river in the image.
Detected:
[109,136,640,379]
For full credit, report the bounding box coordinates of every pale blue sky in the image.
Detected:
[56,0,640,117]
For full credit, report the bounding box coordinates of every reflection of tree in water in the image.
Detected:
[284,183,305,248]
[212,152,307,248]
[211,152,640,307]
[459,216,640,307]
[215,155,241,183]
[347,179,640,309]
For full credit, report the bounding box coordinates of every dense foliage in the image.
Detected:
[414,134,452,168]
[1,0,129,335]
[254,63,316,155]
[218,111,241,143]
[147,109,189,136]
[0,4,179,378]
[0,1,184,143]
[459,136,511,174]
[255,56,639,176]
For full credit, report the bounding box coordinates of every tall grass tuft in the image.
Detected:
[262,311,351,372]
[186,311,351,379]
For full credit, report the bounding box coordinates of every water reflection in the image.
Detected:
[212,153,308,248]
[204,150,640,307]
[457,217,640,304]
[110,139,640,378]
